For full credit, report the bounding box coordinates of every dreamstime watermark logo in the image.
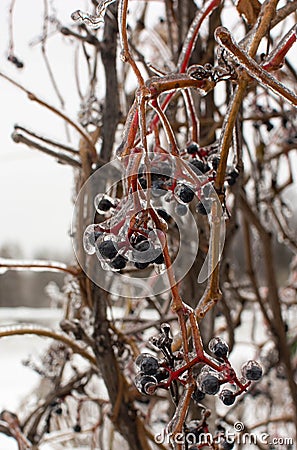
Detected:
[71,154,226,297]
[154,421,294,448]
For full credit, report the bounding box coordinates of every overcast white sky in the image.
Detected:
[0,0,90,258]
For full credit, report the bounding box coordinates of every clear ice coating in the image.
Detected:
[71,0,116,29]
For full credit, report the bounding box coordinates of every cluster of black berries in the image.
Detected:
[134,328,263,410]
[186,141,240,190]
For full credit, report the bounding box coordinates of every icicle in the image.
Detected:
[71,0,116,29]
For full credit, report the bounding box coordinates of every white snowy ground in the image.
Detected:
[0,308,63,450]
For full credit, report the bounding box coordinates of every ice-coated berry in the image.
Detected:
[190,159,210,173]
[135,353,159,375]
[153,251,164,265]
[156,208,171,222]
[187,142,199,154]
[208,337,229,359]
[134,239,150,252]
[192,386,205,403]
[135,373,158,395]
[219,389,236,406]
[97,198,113,211]
[175,203,188,216]
[98,240,118,259]
[179,185,195,203]
[241,360,263,381]
[200,374,220,395]
[110,254,127,270]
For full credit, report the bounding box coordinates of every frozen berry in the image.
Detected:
[187,142,199,154]
[175,203,188,216]
[219,389,236,405]
[241,360,263,381]
[200,374,220,395]
[135,373,158,395]
[98,240,118,259]
[156,208,171,222]
[179,185,195,203]
[134,239,150,252]
[73,424,81,432]
[110,254,127,270]
[97,198,113,211]
[153,251,164,265]
[192,387,205,403]
[209,337,229,359]
[55,407,63,415]
[190,159,210,173]
[135,353,159,375]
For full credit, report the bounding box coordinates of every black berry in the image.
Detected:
[192,386,205,403]
[200,374,220,395]
[110,254,127,270]
[97,198,113,211]
[179,185,194,203]
[156,208,171,222]
[241,360,263,381]
[134,239,150,252]
[98,240,118,259]
[136,354,159,375]
[208,337,229,359]
[55,407,63,415]
[190,159,210,173]
[219,389,236,406]
[187,142,199,154]
[153,251,164,265]
[73,424,81,432]
[135,374,158,395]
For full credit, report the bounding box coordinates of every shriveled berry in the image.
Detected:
[110,254,127,270]
[200,374,220,395]
[179,185,195,203]
[219,389,236,406]
[187,142,199,154]
[98,240,118,259]
[241,360,263,381]
[192,386,205,403]
[209,337,229,359]
[97,198,113,211]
